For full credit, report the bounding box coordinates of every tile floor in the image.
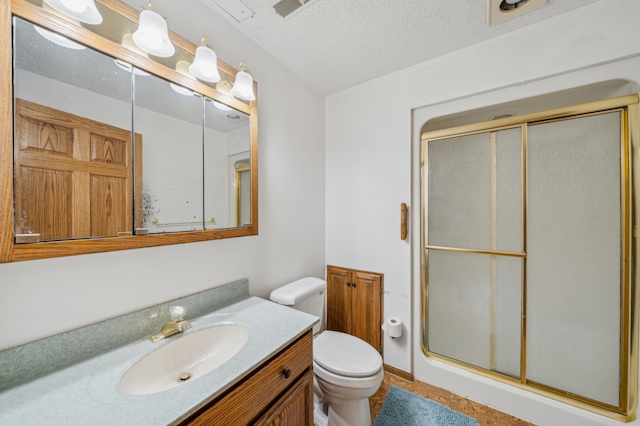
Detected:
[370,372,535,426]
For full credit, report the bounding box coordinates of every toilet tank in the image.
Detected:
[270,277,326,335]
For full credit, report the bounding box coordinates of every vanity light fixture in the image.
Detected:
[115,33,150,76]
[43,0,103,25]
[189,36,221,83]
[230,62,255,101]
[132,0,175,58]
[170,59,196,96]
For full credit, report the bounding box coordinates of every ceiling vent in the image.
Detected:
[272,0,311,18]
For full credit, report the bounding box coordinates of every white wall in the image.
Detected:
[0,1,326,350]
[326,0,640,424]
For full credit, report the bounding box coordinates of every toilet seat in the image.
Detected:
[314,360,384,391]
[313,331,382,378]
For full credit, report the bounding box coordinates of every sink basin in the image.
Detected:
[120,325,248,395]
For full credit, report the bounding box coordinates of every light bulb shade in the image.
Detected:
[132,9,175,58]
[189,45,220,83]
[230,71,255,101]
[43,0,103,25]
[34,25,86,50]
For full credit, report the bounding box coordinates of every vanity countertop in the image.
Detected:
[0,281,317,425]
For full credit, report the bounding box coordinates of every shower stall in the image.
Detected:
[420,95,639,421]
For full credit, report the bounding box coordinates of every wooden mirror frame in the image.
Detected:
[0,0,258,263]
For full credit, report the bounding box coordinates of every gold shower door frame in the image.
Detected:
[420,94,640,421]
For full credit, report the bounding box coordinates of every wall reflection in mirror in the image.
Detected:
[12,17,252,243]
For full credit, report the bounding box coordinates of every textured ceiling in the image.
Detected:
[126,0,604,94]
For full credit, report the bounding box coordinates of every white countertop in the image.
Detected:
[0,294,317,425]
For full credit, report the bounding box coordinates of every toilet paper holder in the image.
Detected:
[381,317,402,338]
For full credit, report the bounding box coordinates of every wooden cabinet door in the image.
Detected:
[351,271,382,353]
[14,99,141,241]
[326,265,383,353]
[327,265,351,334]
[254,369,313,426]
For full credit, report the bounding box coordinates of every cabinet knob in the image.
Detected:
[346,282,352,287]
[352,282,356,287]
[283,368,291,379]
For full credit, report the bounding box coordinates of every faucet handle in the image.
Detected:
[170,305,186,321]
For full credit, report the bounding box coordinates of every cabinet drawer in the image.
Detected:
[184,331,313,426]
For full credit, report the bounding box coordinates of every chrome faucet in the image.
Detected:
[149,305,192,343]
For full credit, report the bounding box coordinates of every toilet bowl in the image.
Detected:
[270,278,383,426]
[313,331,383,426]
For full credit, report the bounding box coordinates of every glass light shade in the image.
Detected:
[132,9,175,58]
[35,25,85,50]
[189,45,221,83]
[230,70,255,101]
[43,0,103,25]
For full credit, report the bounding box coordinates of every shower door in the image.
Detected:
[421,95,639,420]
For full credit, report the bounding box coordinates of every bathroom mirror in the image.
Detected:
[134,70,205,234]
[13,17,137,242]
[0,1,258,262]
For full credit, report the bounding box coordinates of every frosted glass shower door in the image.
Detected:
[422,95,637,418]
[526,112,622,406]
[426,128,523,378]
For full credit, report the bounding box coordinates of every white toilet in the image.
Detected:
[270,277,383,426]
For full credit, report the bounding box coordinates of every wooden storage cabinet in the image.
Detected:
[326,265,383,353]
[182,331,313,426]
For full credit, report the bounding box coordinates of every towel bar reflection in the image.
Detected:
[152,218,216,227]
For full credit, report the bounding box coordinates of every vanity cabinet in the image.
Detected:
[182,331,313,426]
[326,265,383,353]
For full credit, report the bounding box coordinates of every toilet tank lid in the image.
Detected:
[270,277,326,305]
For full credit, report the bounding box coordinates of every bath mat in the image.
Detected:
[373,386,479,426]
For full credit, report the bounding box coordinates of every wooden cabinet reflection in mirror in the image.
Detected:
[0,0,258,263]
[14,99,142,243]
